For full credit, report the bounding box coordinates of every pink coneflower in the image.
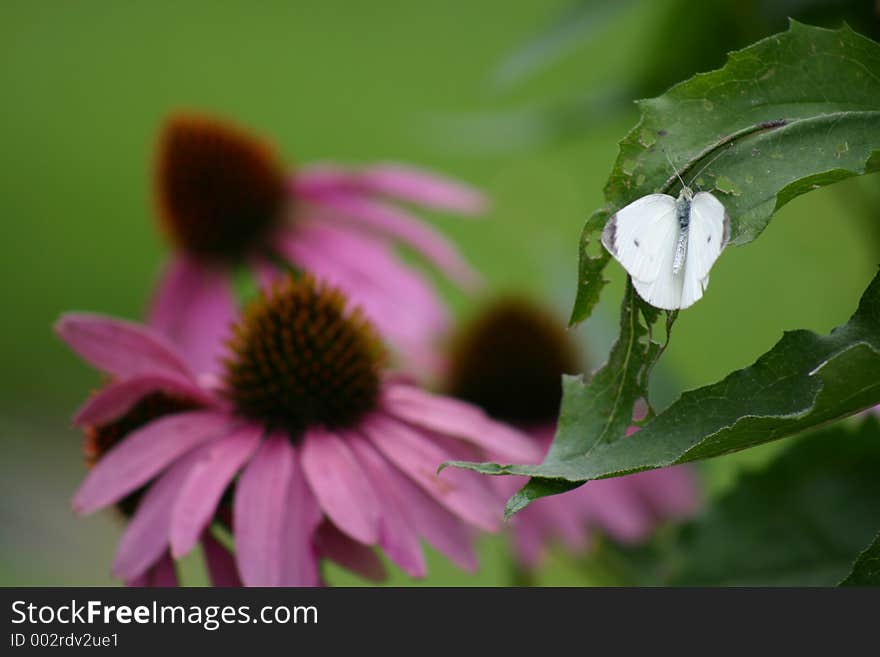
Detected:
[58,276,538,586]
[148,113,484,378]
[445,298,700,571]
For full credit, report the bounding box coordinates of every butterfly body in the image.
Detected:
[601,186,729,310]
[671,187,692,275]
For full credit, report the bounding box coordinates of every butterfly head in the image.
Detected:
[678,185,694,202]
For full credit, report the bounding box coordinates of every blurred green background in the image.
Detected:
[1,0,876,586]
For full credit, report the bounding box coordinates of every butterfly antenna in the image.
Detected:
[687,145,734,189]
[662,149,687,191]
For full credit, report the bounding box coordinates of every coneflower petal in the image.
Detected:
[73,410,234,515]
[358,164,487,214]
[280,449,323,586]
[125,552,178,587]
[348,435,426,578]
[73,373,213,427]
[301,429,381,545]
[381,384,541,464]
[580,477,655,544]
[202,532,242,588]
[113,451,203,581]
[309,193,481,289]
[147,255,237,377]
[372,451,477,573]
[170,425,262,558]
[314,522,386,582]
[55,313,193,381]
[293,164,486,214]
[233,434,293,587]
[631,465,700,519]
[363,414,501,533]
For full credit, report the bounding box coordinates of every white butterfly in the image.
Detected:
[601,185,730,310]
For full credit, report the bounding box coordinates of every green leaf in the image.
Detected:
[839,531,880,586]
[570,21,880,325]
[553,282,655,461]
[627,0,880,100]
[671,418,880,586]
[569,208,611,326]
[448,267,880,517]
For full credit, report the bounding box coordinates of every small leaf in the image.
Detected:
[839,531,880,586]
[569,209,611,326]
[672,417,880,586]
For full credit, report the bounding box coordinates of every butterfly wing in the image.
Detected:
[631,245,684,310]
[602,194,678,285]
[679,192,730,308]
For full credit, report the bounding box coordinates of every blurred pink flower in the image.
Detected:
[57,277,538,586]
[501,425,699,570]
[149,114,484,379]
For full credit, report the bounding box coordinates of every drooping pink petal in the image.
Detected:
[170,424,263,557]
[363,413,502,532]
[293,164,486,213]
[73,410,235,515]
[147,256,237,377]
[631,465,700,520]
[126,552,179,587]
[125,573,149,587]
[286,222,449,334]
[202,532,242,587]
[510,515,547,570]
[280,447,323,586]
[72,373,214,428]
[305,192,480,289]
[381,384,541,463]
[276,232,426,340]
[359,164,486,213]
[368,444,477,573]
[300,429,381,545]
[499,468,591,570]
[233,434,293,587]
[113,450,203,581]
[498,423,696,567]
[348,435,426,577]
[523,492,591,554]
[580,477,654,544]
[314,521,387,582]
[55,313,193,380]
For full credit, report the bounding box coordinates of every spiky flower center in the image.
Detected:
[84,392,200,515]
[155,114,286,262]
[446,298,580,425]
[224,275,385,437]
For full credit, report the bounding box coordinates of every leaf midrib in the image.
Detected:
[592,285,637,452]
